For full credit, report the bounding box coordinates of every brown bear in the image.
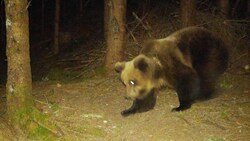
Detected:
[115,27,229,116]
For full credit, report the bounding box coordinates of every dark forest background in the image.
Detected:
[0,0,249,84]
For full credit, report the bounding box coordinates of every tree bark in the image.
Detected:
[217,0,230,18]
[5,2,63,138]
[180,0,197,27]
[104,0,127,75]
[104,0,110,42]
[54,0,60,55]
[5,0,33,127]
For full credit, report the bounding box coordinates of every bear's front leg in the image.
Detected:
[121,99,139,116]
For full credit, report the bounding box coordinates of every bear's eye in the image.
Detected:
[129,80,136,86]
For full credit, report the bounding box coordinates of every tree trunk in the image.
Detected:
[217,0,230,18]
[104,0,127,75]
[5,2,63,138]
[0,2,6,83]
[54,0,60,55]
[5,0,34,128]
[104,0,110,42]
[180,0,197,27]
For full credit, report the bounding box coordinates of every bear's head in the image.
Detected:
[115,55,160,100]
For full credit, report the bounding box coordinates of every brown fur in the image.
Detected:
[115,27,229,116]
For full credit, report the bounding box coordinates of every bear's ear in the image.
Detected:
[134,56,148,72]
[114,62,125,73]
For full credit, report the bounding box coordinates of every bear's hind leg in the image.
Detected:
[172,69,200,112]
[171,100,192,112]
[199,78,215,100]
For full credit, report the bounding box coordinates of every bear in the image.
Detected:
[115,27,229,116]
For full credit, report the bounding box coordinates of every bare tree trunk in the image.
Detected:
[104,0,110,41]
[4,1,62,138]
[217,0,230,18]
[104,0,127,75]
[180,0,197,27]
[54,0,60,55]
[0,2,5,83]
[5,0,33,127]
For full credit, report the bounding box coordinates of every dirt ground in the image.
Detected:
[1,73,249,141]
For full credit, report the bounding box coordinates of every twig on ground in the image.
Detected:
[228,53,247,70]
[32,119,64,137]
[34,99,75,110]
[34,99,49,106]
[176,115,192,126]
[202,119,226,130]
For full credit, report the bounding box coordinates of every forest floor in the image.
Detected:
[0,73,249,141]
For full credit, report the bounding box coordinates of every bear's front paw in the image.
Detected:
[171,107,183,112]
[121,109,136,117]
[171,104,191,112]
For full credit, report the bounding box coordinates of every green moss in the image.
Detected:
[28,125,53,141]
[219,78,233,89]
[9,100,59,140]
[7,81,60,140]
[220,111,229,119]
[76,126,106,137]
[86,127,106,137]
[9,106,58,140]
[7,84,34,125]
[204,136,225,141]
[50,103,61,112]
[27,109,59,140]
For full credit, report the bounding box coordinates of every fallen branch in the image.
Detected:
[125,25,139,45]
[202,119,226,130]
[176,115,192,126]
[228,53,247,70]
[33,119,64,137]
[129,12,149,34]
[132,12,152,37]
[34,99,49,106]
[34,99,75,110]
